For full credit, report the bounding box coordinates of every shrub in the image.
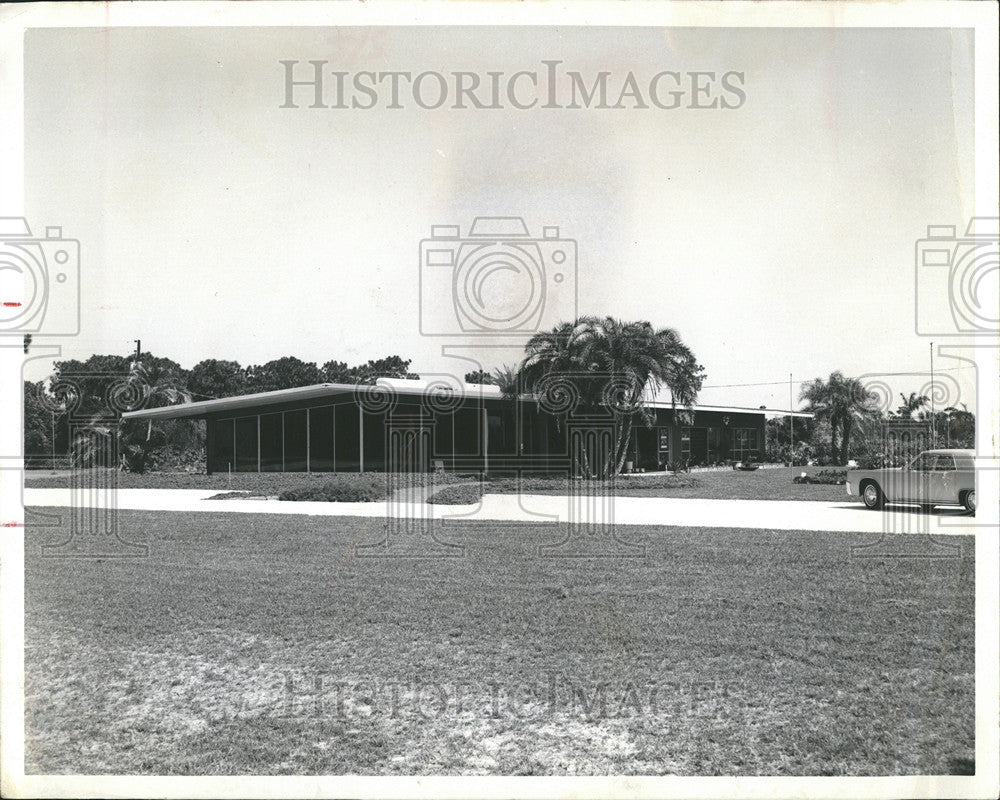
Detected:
[426,483,484,505]
[793,469,847,485]
[279,474,388,502]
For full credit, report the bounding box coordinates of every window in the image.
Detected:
[209,418,235,473]
[909,452,936,471]
[234,416,258,471]
[954,455,974,471]
[362,409,386,471]
[732,428,759,461]
[284,410,308,471]
[308,406,335,472]
[931,454,955,471]
[259,413,283,472]
[658,428,671,463]
[334,402,360,471]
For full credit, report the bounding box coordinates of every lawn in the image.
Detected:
[23,470,467,496]
[487,467,846,502]
[25,466,847,502]
[25,508,974,775]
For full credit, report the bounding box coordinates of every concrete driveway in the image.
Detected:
[21,487,978,535]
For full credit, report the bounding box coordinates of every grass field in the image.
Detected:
[23,470,466,494]
[489,467,846,501]
[25,466,847,502]
[25,508,974,775]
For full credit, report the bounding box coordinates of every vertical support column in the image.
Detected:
[359,405,364,473]
[257,414,261,472]
[205,417,215,475]
[306,408,311,473]
[482,406,489,476]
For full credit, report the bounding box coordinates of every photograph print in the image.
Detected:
[1,3,998,799]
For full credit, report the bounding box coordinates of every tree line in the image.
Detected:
[769,371,975,467]
[23,352,419,471]
[23,319,973,475]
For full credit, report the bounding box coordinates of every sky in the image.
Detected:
[22,25,978,411]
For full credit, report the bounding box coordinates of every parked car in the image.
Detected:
[845,449,975,513]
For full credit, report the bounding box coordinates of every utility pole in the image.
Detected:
[929,342,935,445]
[788,373,793,466]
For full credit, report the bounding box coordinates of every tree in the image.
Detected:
[128,353,190,409]
[322,360,353,383]
[492,365,520,398]
[464,369,495,385]
[322,355,419,385]
[188,359,248,400]
[833,374,879,464]
[937,405,975,448]
[799,371,878,464]
[358,355,418,382]
[519,316,705,477]
[23,380,52,458]
[894,391,929,419]
[50,353,134,418]
[246,357,323,393]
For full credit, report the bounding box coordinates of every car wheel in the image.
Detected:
[862,482,884,510]
[964,490,976,514]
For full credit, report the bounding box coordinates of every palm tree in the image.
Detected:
[833,375,879,464]
[116,357,192,472]
[491,364,521,399]
[519,316,704,477]
[799,371,879,465]
[894,391,929,419]
[799,377,837,461]
[127,357,192,440]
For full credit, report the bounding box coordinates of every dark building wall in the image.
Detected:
[203,392,766,474]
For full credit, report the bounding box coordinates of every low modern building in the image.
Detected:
[121,377,811,474]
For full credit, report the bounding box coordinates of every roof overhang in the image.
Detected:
[120,379,502,422]
[121,380,814,422]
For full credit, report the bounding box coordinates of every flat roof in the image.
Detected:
[121,379,814,421]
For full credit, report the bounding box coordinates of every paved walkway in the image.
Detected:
[21,487,978,536]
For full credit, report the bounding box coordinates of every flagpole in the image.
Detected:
[929,342,935,445]
[788,373,793,466]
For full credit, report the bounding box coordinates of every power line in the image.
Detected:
[702,364,974,391]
